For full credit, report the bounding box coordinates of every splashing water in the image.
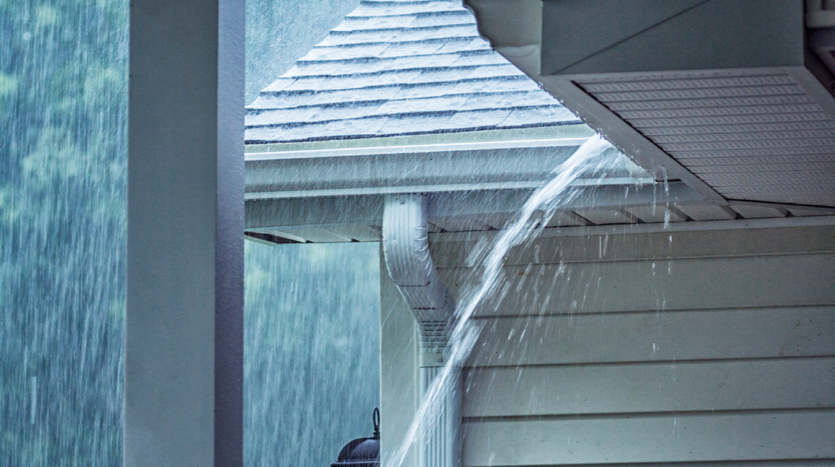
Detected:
[385,135,617,467]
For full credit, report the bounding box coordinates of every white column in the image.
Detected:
[125,0,245,465]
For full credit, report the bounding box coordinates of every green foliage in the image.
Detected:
[0,72,19,100]
[2,0,377,465]
[244,242,379,467]
[1,0,129,464]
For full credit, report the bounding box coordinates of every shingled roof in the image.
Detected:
[245,0,582,144]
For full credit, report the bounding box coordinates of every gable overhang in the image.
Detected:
[467,0,835,210]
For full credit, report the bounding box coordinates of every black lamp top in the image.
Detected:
[331,408,380,467]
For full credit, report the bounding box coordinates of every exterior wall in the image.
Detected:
[381,223,835,467]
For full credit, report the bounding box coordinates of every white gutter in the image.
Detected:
[244,138,652,200]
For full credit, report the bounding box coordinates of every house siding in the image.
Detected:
[381,224,835,467]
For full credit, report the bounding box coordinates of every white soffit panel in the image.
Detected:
[274,227,354,243]
[543,211,589,227]
[327,224,382,242]
[430,216,493,233]
[574,208,638,225]
[789,205,835,217]
[677,204,737,221]
[576,69,835,207]
[730,203,789,219]
[626,205,688,223]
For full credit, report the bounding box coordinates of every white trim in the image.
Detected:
[245,137,653,200]
[244,138,592,161]
[244,177,656,200]
[430,215,835,243]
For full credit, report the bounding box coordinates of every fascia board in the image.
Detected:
[244,181,704,230]
[430,212,835,243]
[245,138,653,200]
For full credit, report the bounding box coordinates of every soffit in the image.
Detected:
[571,68,835,207]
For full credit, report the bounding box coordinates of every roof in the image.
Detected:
[244,0,581,144]
[241,0,835,245]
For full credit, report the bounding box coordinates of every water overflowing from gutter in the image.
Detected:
[385,135,618,467]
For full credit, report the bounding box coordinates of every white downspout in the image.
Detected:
[382,194,462,467]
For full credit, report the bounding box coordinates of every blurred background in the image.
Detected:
[0,0,381,465]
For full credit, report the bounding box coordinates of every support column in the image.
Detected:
[126,0,245,465]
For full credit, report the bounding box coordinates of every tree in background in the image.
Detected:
[1,0,376,465]
[0,0,128,463]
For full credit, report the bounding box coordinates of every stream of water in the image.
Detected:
[385,135,618,467]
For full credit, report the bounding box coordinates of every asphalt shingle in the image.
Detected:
[245,0,581,144]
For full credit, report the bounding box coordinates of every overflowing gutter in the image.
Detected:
[246,137,652,200]
[243,0,835,246]
[243,127,730,244]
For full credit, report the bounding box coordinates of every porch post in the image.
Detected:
[126,0,245,465]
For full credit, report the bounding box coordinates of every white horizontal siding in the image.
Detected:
[463,411,835,466]
[431,225,835,267]
[441,254,835,316]
[464,357,835,417]
[429,225,835,467]
[465,307,835,367]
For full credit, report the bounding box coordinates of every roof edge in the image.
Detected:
[244,124,596,153]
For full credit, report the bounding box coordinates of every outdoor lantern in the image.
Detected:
[331,408,380,467]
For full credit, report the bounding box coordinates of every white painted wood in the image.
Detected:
[482,462,835,467]
[464,357,835,417]
[466,307,835,367]
[626,205,688,223]
[677,204,737,220]
[462,411,835,466]
[126,0,244,463]
[384,225,835,467]
[544,211,589,227]
[731,203,789,219]
[275,226,352,243]
[430,215,835,245]
[442,254,835,316]
[380,247,419,467]
[244,136,650,199]
[432,225,835,267]
[573,208,638,225]
[791,206,835,217]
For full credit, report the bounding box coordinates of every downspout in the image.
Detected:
[382,194,462,467]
